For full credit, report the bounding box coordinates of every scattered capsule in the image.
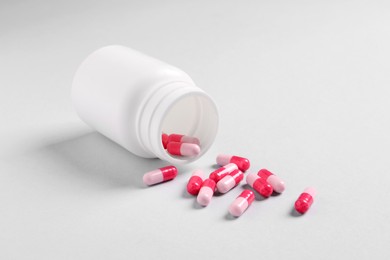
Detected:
[161,133,169,149]
[167,142,200,157]
[186,170,205,195]
[229,190,255,217]
[295,187,316,214]
[197,179,216,206]
[216,154,250,172]
[217,169,244,194]
[143,166,178,186]
[257,169,285,193]
[168,134,200,145]
[209,163,238,183]
[246,173,273,198]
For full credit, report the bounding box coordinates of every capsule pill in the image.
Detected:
[197,179,216,206]
[209,163,238,183]
[229,190,255,217]
[143,166,178,186]
[217,169,244,194]
[167,142,200,157]
[216,154,250,172]
[246,173,273,198]
[258,169,285,193]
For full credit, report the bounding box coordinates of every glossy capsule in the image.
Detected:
[217,169,244,194]
[167,142,200,157]
[257,169,285,193]
[216,154,250,172]
[197,179,216,206]
[246,173,273,198]
[161,133,169,149]
[295,187,316,214]
[209,163,238,183]
[168,134,200,145]
[186,170,205,195]
[229,190,255,217]
[143,166,178,186]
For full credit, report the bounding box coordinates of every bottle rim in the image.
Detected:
[137,82,219,164]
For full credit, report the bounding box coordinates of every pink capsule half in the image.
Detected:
[229,190,255,217]
[197,179,216,206]
[257,169,285,193]
[209,163,238,183]
[167,142,200,157]
[168,134,200,145]
[295,187,316,214]
[217,169,244,193]
[186,170,205,196]
[216,154,250,172]
[143,166,178,186]
[246,173,273,197]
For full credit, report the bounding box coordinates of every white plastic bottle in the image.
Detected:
[72,45,219,164]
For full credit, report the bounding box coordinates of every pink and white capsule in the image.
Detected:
[168,134,200,145]
[257,169,285,193]
[216,154,250,172]
[167,142,200,157]
[209,163,238,183]
[143,166,178,186]
[186,169,205,195]
[197,179,216,206]
[229,190,255,217]
[217,169,244,194]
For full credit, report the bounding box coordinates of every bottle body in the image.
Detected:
[72,45,219,164]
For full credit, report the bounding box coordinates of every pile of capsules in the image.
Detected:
[162,133,201,157]
[144,139,316,217]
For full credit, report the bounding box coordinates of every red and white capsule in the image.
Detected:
[197,179,216,206]
[167,142,200,157]
[209,163,238,183]
[161,133,169,149]
[257,169,285,193]
[295,187,316,214]
[143,166,178,186]
[168,134,200,145]
[229,190,255,217]
[246,173,273,198]
[217,169,244,194]
[186,169,205,195]
[216,154,250,172]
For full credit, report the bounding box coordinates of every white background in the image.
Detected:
[1,0,390,259]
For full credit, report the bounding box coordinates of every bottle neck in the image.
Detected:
[137,81,219,164]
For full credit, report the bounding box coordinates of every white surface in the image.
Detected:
[1,0,390,259]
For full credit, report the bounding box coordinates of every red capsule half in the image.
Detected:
[295,187,316,214]
[162,133,169,149]
[186,170,205,195]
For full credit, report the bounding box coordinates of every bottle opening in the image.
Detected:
[158,92,218,164]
